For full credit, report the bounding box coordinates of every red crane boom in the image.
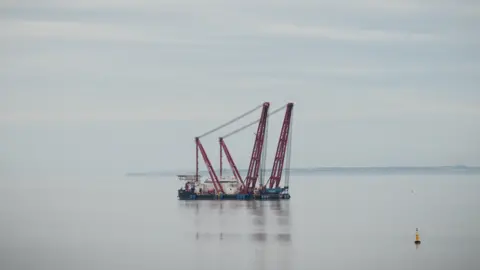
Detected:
[219,138,244,188]
[243,102,270,193]
[268,102,294,189]
[195,137,224,193]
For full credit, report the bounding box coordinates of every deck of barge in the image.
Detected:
[178,189,290,200]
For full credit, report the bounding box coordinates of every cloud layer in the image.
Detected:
[1,0,479,168]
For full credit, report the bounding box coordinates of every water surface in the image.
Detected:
[1,173,479,270]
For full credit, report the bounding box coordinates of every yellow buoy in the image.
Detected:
[415,228,421,244]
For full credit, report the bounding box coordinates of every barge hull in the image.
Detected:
[178,190,290,200]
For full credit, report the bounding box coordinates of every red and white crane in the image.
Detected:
[194,103,264,194]
[218,104,289,192]
[267,102,294,189]
[241,102,270,193]
[195,137,224,193]
[219,137,244,188]
[193,102,293,195]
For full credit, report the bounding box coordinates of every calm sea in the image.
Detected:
[1,173,479,270]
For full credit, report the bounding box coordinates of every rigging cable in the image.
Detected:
[198,104,263,138]
[221,104,286,139]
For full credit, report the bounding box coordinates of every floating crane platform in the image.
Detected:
[177,174,291,200]
[177,102,294,201]
[178,189,291,200]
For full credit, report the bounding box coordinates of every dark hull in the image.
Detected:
[178,189,291,200]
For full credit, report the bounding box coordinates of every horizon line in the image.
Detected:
[127,165,480,174]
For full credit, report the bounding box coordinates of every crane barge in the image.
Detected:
[177,102,294,200]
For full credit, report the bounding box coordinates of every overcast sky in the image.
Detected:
[1,0,479,174]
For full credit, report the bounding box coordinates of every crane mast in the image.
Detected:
[195,137,224,193]
[243,102,270,193]
[219,137,245,188]
[268,102,294,189]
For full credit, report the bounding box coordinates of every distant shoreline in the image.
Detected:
[126,165,480,176]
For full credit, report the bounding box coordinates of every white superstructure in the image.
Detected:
[177,174,242,195]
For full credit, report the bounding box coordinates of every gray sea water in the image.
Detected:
[1,173,479,270]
